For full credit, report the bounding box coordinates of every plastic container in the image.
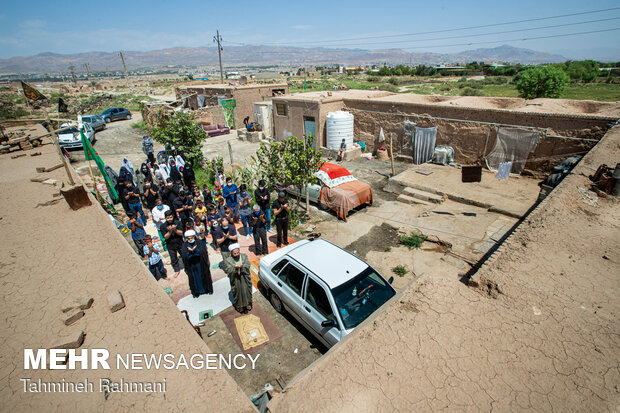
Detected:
[326,111,354,150]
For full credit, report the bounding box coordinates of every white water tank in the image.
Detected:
[326,111,354,150]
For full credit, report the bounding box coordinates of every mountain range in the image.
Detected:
[0,44,567,74]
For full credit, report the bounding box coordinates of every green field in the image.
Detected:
[289,75,620,102]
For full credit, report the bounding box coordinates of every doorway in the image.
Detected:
[303,117,316,147]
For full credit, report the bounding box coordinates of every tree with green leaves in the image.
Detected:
[515,66,570,99]
[255,136,324,213]
[149,111,207,167]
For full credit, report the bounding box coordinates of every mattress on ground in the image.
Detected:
[319,180,373,221]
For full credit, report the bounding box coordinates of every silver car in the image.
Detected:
[81,114,106,132]
[58,122,95,149]
[258,238,396,348]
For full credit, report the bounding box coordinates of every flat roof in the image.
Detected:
[354,93,620,117]
[0,143,254,412]
[178,82,288,90]
[287,239,369,288]
[275,89,393,103]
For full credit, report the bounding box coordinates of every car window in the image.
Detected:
[305,278,335,322]
[271,259,288,276]
[82,116,91,122]
[112,108,119,114]
[332,266,395,329]
[102,109,111,114]
[278,263,305,296]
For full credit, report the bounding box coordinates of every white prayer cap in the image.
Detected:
[184,230,196,238]
[228,243,241,252]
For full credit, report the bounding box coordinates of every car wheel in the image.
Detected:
[270,291,284,313]
[105,117,111,123]
[126,114,131,120]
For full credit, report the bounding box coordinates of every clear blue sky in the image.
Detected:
[0,0,619,60]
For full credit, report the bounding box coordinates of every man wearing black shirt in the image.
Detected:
[173,190,194,228]
[143,181,159,212]
[251,204,268,255]
[124,180,146,221]
[254,179,273,233]
[160,210,184,276]
[160,178,180,214]
[213,218,238,255]
[272,191,290,248]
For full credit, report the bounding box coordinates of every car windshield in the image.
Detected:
[60,127,79,134]
[82,117,91,122]
[331,266,395,329]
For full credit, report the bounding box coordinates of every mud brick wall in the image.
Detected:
[344,98,615,174]
[194,106,226,126]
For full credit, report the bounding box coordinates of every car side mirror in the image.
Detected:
[388,276,394,284]
[321,319,336,328]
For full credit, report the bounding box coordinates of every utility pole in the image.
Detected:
[213,30,224,83]
[69,66,77,84]
[84,63,90,81]
[119,52,129,84]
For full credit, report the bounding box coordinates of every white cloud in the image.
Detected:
[19,19,46,29]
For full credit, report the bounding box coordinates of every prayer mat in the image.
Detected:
[220,303,282,354]
[234,314,269,350]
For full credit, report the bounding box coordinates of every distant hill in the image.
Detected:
[0,44,567,74]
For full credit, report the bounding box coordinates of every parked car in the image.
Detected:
[258,238,396,348]
[285,162,373,221]
[99,107,131,123]
[81,114,106,131]
[57,122,95,149]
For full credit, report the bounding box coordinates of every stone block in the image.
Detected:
[61,297,94,313]
[52,330,85,350]
[107,291,125,313]
[63,308,85,325]
[61,184,92,211]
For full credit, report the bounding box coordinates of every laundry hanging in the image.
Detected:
[496,161,512,181]
[412,126,437,164]
[485,127,539,174]
[197,95,206,108]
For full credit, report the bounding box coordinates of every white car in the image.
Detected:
[58,122,95,149]
[259,238,396,348]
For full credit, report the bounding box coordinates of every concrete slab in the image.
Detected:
[403,187,444,203]
[396,193,432,206]
[386,164,540,217]
[176,278,258,325]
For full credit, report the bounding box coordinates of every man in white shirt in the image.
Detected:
[151,198,170,251]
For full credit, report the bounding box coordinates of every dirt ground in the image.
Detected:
[200,292,325,397]
[269,125,620,413]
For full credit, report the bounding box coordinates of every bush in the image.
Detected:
[400,232,427,249]
[367,76,380,83]
[392,265,408,277]
[388,77,399,85]
[516,66,570,99]
[461,87,482,96]
[131,121,148,131]
[378,84,399,93]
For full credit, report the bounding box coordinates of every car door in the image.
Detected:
[302,275,342,347]
[111,108,120,120]
[275,262,306,323]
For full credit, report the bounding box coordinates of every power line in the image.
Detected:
[235,7,620,46]
[400,27,620,50]
[220,27,620,56]
[317,17,620,48]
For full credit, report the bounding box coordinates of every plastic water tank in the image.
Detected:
[326,111,354,150]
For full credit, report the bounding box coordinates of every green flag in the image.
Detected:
[81,130,118,201]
